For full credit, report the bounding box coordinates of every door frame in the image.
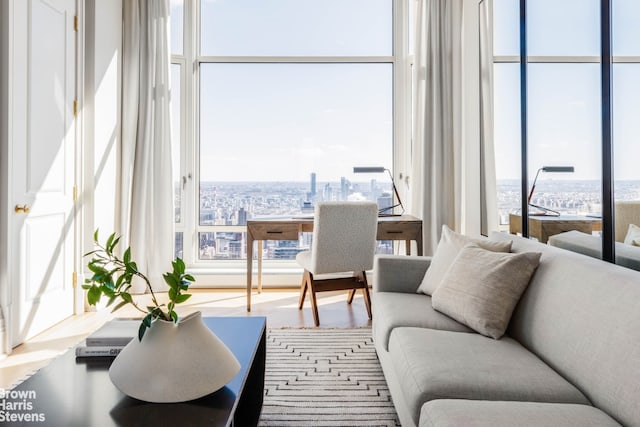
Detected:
[0,0,11,356]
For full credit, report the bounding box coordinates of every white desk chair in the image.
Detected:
[296,201,378,326]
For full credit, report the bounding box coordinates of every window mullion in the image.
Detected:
[182,0,197,267]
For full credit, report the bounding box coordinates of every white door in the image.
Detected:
[10,0,77,345]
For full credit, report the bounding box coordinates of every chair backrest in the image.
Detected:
[614,201,640,242]
[308,201,379,275]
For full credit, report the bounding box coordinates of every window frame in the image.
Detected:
[492,0,640,263]
[172,0,412,286]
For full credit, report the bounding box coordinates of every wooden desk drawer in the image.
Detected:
[376,222,421,240]
[249,223,300,240]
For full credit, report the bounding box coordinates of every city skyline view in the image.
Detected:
[180,175,640,261]
[192,175,395,260]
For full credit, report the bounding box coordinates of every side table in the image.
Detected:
[8,316,266,427]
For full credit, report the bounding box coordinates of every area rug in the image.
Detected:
[259,328,401,426]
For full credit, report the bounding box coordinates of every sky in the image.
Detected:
[171,0,392,183]
[171,0,639,183]
[493,0,640,181]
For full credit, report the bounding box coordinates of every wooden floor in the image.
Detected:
[0,288,372,390]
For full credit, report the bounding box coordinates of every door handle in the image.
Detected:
[14,204,30,214]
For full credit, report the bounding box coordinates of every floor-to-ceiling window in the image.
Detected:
[612,0,640,250]
[170,0,411,283]
[493,0,602,226]
[492,0,640,267]
[492,0,522,227]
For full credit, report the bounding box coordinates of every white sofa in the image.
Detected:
[372,232,639,427]
[548,229,640,271]
[547,200,640,271]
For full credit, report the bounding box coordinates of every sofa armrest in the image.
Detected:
[373,255,432,294]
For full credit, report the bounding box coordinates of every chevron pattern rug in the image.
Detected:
[259,328,400,426]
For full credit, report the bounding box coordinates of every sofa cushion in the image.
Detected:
[547,229,640,271]
[432,244,541,339]
[372,292,472,351]
[417,225,512,295]
[624,223,640,245]
[491,232,640,427]
[388,327,589,425]
[419,400,621,427]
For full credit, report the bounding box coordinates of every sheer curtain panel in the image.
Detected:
[411,0,498,254]
[119,0,173,293]
[411,0,463,254]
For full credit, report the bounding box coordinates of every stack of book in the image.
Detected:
[75,319,139,358]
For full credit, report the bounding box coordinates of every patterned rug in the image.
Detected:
[259,328,400,426]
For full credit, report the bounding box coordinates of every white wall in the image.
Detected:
[82,0,122,277]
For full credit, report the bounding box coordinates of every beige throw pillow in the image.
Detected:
[417,225,513,295]
[623,224,640,246]
[431,243,541,339]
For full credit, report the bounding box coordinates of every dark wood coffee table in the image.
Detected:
[8,316,266,426]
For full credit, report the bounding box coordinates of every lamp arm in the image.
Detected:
[529,203,560,217]
[528,167,543,204]
[385,169,405,214]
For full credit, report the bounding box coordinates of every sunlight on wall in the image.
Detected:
[90,0,121,239]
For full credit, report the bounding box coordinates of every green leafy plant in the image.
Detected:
[83,230,195,341]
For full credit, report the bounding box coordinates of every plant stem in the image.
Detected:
[97,242,171,321]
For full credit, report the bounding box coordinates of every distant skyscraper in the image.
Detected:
[323,183,333,201]
[340,177,349,200]
[310,172,317,197]
[237,207,247,225]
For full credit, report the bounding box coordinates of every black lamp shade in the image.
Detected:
[542,166,574,173]
[353,167,386,174]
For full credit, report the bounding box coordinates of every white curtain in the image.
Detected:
[119,0,173,293]
[411,0,498,254]
[412,0,463,254]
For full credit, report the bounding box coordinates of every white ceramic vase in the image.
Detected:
[109,311,240,403]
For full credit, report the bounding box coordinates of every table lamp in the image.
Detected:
[528,166,574,216]
[353,167,405,216]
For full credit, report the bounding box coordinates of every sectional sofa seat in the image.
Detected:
[373,232,639,427]
[548,229,640,271]
[547,201,640,271]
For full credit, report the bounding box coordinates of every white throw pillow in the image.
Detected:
[624,224,640,246]
[432,243,541,339]
[417,225,513,295]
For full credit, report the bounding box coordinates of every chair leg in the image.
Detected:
[298,271,309,310]
[361,272,372,319]
[347,289,356,304]
[347,271,362,304]
[308,276,320,327]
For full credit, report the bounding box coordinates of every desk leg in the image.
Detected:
[416,235,423,256]
[405,240,411,256]
[247,236,253,312]
[257,241,263,294]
